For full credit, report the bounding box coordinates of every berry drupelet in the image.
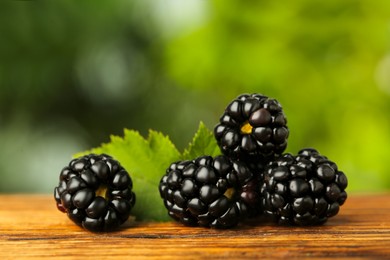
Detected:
[159,155,261,228]
[54,154,136,232]
[214,93,289,162]
[261,148,348,226]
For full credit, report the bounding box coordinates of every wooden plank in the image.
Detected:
[0,194,390,259]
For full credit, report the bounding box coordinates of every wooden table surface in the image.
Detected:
[0,194,390,259]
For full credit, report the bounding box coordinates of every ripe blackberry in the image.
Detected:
[214,93,289,161]
[261,148,348,225]
[54,154,136,232]
[159,155,261,228]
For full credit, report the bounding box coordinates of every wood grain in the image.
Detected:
[0,194,390,259]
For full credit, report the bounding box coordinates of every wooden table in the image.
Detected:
[1,194,389,259]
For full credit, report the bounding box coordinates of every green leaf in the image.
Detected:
[182,121,221,160]
[74,129,181,222]
[73,122,221,222]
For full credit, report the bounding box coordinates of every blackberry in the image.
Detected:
[261,148,348,225]
[159,155,261,228]
[54,154,136,232]
[214,93,289,161]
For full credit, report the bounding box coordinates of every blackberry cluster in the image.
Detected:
[159,155,261,228]
[54,93,348,230]
[54,154,136,232]
[160,93,347,228]
[261,148,348,225]
[214,94,289,161]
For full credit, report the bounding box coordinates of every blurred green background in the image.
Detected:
[1,0,389,193]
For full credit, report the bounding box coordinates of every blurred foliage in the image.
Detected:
[0,0,389,193]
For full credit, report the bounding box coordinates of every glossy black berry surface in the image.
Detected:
[214,93,289,161]
[261,148,348,226]
[159,155,261,228]
[54,154,136,232]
